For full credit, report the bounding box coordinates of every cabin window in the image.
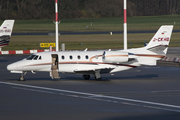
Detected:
[85,55,89,59]
[62,56,65,60]
[77,55,81,59]
[70,55,73,60]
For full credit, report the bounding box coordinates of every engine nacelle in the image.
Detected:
[102,51,129,63]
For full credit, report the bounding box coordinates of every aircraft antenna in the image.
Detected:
[124,0,127,50]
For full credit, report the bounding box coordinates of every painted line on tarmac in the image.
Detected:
[11,86,180,113]
[1,81,180,112]
[152,90,180,93]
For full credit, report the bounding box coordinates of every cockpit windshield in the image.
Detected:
[26,55,36,60]
[33,55,39,60]
[26,54,41,60]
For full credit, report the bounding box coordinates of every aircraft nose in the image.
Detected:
[7,63,16,71]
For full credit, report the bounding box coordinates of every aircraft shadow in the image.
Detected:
[106,74,159,80]
[6,73,159,82]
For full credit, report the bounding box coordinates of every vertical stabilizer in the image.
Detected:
[0,20,15,36]
[146,25,173,54]
[0,20,15,49]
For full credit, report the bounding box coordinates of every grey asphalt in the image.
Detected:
[1,48,180,120]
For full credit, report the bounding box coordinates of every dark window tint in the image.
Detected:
[26,55,36,60]
[33,55,38,60]
[77,55,81,59]
[70,56,73,59]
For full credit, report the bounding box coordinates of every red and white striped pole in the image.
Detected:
[55,0,59,51]
[124,0,127,50]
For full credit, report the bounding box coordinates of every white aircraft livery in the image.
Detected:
[7,25,173,81]
[0,20,15,50]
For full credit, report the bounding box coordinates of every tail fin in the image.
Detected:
[146,25,173,54]
[0,20,15,48]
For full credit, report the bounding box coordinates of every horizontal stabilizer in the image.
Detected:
[147,45,168,54]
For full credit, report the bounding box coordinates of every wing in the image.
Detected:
[74,67,114,74]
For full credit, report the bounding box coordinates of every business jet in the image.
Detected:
[0,20,15,51]
[7,25,173,81]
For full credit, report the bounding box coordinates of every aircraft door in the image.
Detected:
[51,54,60,79]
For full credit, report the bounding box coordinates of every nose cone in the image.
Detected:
[7,60,26,72]
[7,63,16,71]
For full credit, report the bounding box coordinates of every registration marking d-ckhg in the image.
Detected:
[1,81,180,113]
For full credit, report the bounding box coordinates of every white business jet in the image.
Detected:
[0,20,15,51]
[7,25,173,81]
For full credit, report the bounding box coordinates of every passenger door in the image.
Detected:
[51,54,60,79]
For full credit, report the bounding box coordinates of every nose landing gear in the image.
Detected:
[18,72,27,81]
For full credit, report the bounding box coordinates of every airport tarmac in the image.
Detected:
[1,48,180,120]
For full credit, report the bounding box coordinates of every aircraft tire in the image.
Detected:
[94,76,102,81]
[83,75,90,80]
[19,76,25,81]
[96,77,102,81]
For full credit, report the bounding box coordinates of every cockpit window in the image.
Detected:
[26,55,36,60]
[33,55,39,60]
[26,55,41,60]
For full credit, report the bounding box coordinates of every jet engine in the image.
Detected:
[102,51,129,63]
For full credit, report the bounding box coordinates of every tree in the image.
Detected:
[0,0,180,20]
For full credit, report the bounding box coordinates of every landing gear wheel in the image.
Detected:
[18,72,27,81]
[83,75,90,80]
[19,75,25,81]
[95,77,102,81]
[94,71,101,81]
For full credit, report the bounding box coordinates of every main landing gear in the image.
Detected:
[83,75,90,80]
[94,76,102,81]
[94,70,102,81]
[82,74,102,81]
[82,70,102,80]
[18,72,27,81]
